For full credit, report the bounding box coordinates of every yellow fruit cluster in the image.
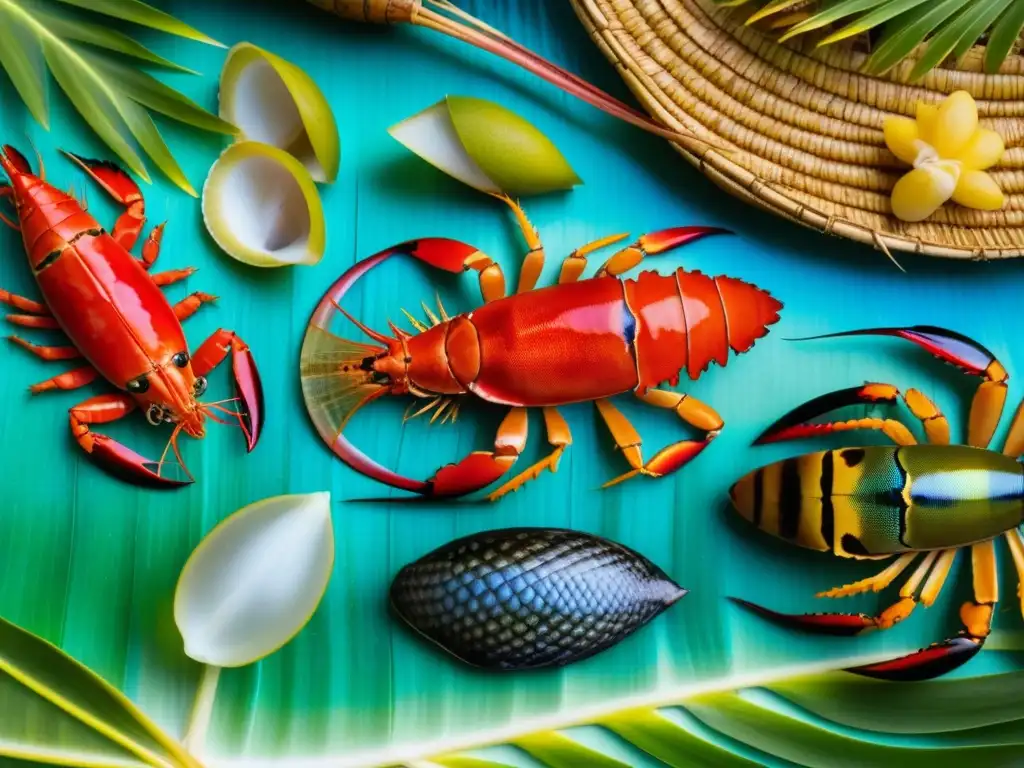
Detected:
[883,90,1005,223]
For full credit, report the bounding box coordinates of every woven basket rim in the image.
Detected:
[570,0,1024,261]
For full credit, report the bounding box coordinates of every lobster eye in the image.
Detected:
[146,405,164,426]
[194,376,208,396]
[127,375,150,394]
[172,351,189,368]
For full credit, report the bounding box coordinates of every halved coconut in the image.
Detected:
[388,95,581,196]
[202,141,326,268]
[219,42,340,183]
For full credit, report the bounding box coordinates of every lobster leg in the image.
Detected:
[498,196,546,295]
[426,407,526,498]
[596,390,722,488]
[485,407,572,501]
[753,383,950,446]
[30,366,97,394]
[190,329,264,451]
[140,223,165,269]
[8,336,80,361]
[557,233,630,284]
[791,326,1007,450]
[845,541,995,681]
[61,151,148,251]
[173,292,217,322]
[817,552,917,598]
[151,268,196,288]
[69,394,189,488]
[0,289,48,315]
[594,226,730,277]
[6,314,60,329]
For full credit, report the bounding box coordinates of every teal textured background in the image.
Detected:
[1,1,1023,765]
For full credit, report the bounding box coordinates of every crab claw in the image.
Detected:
[728,597,875,636]
[845,636,983,682]
[788,325,1008,449]
[753,383,899,444]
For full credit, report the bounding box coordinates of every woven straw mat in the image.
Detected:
[570,0,1024,261]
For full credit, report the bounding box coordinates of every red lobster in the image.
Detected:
[0,145,264,487]
[300,197,783,500]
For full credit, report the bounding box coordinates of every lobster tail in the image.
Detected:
[716,276,784,357]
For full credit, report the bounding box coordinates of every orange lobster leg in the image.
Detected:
[0,289,47,314]
[497,195,546,295]
[61,151,151,251]
[597,390,723,488]
[485,407,572,501]
[596,226,731,278]
[151,267,196,287]
[31,366,97,394]
[140,223,165,269]
[173,292,217,322]
[7,314,60,329]
[426,407,526,497]
[69,394,188,488]
[557,233,630,284]
[190,329,264,450]
[8,335,80,361]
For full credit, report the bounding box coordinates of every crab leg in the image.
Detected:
[845,542,995,681]
[69,394,189,488]
[190,329,264,450]
[152,267,197,288]
[790,326,1006,449]
[6,314,60,329]
[752,383,950,446]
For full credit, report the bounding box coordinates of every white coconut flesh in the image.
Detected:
[389,102,499,193]
[204,145,323,267]
[228,59,325,181]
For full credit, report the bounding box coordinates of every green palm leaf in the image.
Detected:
[392,664,1024,768]
[721,0,1024,78]
[0,614,199,768]
[0,0,235,196]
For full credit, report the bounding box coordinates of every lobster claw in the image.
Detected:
[88,434,192,489]
[427,452,517,498]
[728,598,876,636]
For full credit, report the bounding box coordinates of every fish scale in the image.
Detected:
[390,528,687,671]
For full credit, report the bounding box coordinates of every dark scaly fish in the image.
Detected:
[389,527,687,671]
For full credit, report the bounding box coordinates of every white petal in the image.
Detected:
[174,492,334,667]
[388,101,499,193]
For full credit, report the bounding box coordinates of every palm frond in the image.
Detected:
[0,0,236,196]
[721,0,1024,79]
[398,665,1024,768]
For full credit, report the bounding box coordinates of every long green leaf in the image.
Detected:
[984,1,1024,72]
[29,7,198,74]
[818,0,934,45]
[903,0,1013,79]
[115,97,197,198]
[778,0,888,41]
[0,615,198,768]
[514,732,632,768]
[39,36,148,182]
[0,3,47,128]
[953,0,1015,59]
[90,55,237,136]
[864,0,971,75]
[51,0,224,47]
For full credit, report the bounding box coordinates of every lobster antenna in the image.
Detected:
[330,299,393,345]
